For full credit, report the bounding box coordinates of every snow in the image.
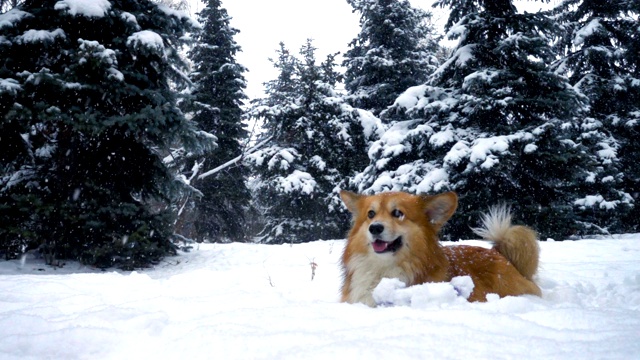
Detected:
[54,0,111,18]
[0,9,32,30]
[367,120,420,162]
[573,19,602,46]
[120,12,138,25]
[574,195,620,210]
[77,39,124,81]
[443,140,470,165]
[279,170,317,194]
[447,21,467,40]
[263,148,299,171]
[469,136,511,165]
[34,144,56,158]
[463,70,499,90]
[429,124,455,147]
[127,30,165,56]
[16,29,66,44]
[597,142,617,159]
[156,4,200,28]
[575,195,605,208]
[523,143,538,153]
[1,236,639,359]
[0,78,21,95]
[310,155,326,171]
[393,84,428,109]
[355,108,384,139]
[415,167,449,193]
[373,276,475,307]
[431,44,477,80]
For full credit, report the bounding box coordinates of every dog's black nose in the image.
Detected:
[369,223,384,235]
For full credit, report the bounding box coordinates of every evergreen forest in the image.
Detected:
[1,0,638,268]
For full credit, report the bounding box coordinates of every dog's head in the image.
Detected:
[340,190,458,255]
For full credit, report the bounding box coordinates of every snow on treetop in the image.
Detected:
[432,44,476,79]
[310,155,327,171]
[354,108,384,139]
[17,29,66,44]
[523,143,538,153]
[157,4,200,28]
[0,78,21,95]
[0,9,32,30]
[575,195,619,210]
[447,20,467,40]
[78,39,115,62]
[54,0,111,18]
[120,12,138,26]
[416,167,449,193]
[364,159,448,194]
[429,124,455,147]
[573,19,602,46]
[393,84,428,110]
[454,44,476,67]
[278,170,317,195]
[127,30,165,56]
[77,39,124,81]
[392,85,458,115]
[444,141,470,165]
[366,119,437,168]
[470,136,510,164]
[597,142,617,159]
[463,70,500,90]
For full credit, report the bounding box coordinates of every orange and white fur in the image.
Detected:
[339,190,541,306]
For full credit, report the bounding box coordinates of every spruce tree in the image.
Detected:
[343,0,441,117]
[179,0,251,242]
[551,0,639,233]
[354,0,593,240]
[0,0,210,267]
[248,41,381,243]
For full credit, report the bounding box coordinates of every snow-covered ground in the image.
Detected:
[1,236,639,359]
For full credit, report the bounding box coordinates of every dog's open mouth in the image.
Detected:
[371,237,402,254]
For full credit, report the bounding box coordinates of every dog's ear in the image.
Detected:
[340,190,362,215]
[423,192,458,229]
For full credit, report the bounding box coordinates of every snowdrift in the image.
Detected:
[1,236,639,359]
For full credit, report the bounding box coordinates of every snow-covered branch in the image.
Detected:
[198,136,272,180]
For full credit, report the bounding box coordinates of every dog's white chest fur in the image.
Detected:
[346,253,409,307]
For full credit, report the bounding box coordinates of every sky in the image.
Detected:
[186,0,555,101]
[188,0,451,100]
[220,0,361,100]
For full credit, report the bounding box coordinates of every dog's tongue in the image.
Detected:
[372,240,389,252]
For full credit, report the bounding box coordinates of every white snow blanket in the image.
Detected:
[1,236,639,359]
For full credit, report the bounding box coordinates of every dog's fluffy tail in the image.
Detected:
[472,206,539,280]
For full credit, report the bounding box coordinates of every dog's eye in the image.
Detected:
[367,210,375,219]
[391,209,404,218]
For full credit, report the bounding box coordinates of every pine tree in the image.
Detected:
[0,0,210,268]
[354,0,594,240]
[343,0,441,117]
[248,41,381,243]
[551,0,639,233]
[178,0,251,242]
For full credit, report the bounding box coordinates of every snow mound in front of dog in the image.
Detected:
[373,276,475,307]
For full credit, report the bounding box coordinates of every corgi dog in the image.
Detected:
[339,190,541,306]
